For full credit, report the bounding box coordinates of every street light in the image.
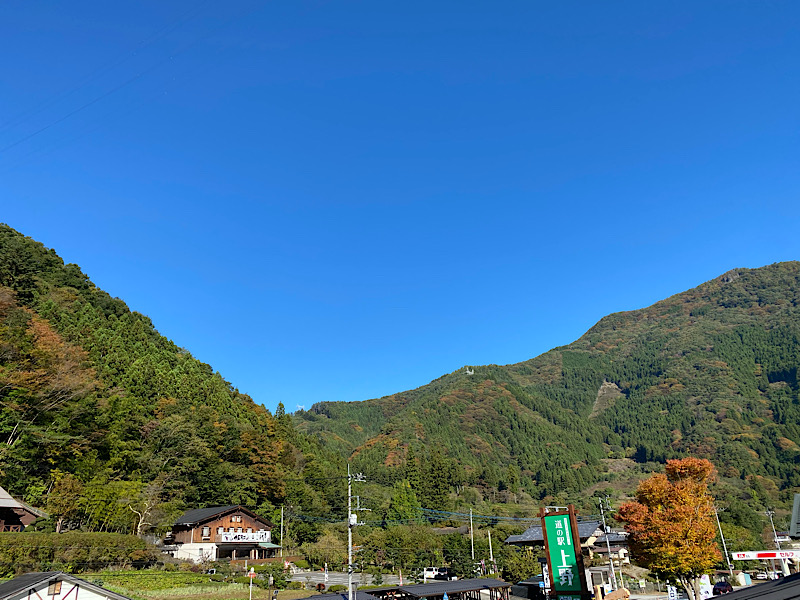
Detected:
[712,506,734,577]
[765,509,789,577]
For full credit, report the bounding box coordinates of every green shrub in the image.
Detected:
[0,532,160,576]
[329,585,347,592]
[287,582,303,590]
[254,563,289,588]
[293,559,310,569]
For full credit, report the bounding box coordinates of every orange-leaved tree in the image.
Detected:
[618,458,721,600]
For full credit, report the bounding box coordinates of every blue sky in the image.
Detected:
[2,1,798,412]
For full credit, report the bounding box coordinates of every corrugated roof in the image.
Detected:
[505,520,602,545]
[174,505,240,525]
[397,578,511,597]
[306,591,379,600]
[722,572,800,600]
[0,572,133,600]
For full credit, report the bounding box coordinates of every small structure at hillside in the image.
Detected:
[0,485,46,532]
[164,505,278,563]
[0,571,133,600]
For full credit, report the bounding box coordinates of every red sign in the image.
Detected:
[731,551,799,560]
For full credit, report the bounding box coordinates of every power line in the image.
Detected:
[0,2,209,136]
[0,1,263,158]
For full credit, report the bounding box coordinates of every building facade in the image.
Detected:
[0,571,133,600]
[166,505,278,563]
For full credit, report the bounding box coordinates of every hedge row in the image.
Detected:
[0,532,159,576]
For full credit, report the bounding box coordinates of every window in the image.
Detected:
[236,527,243,533]
[247,528,253,533]
[202,526,210,539]
[47,580,63,595]
[217,527,224,534]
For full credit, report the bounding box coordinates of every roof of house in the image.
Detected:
[722,572,800,600]
[173,505,272,527]
[505,520,602,545]
[398,579,510,597]
[0,571,133,600]
[0,486,23,510]
[0,486,46,519]
[368,578,511,600]
[592,546,627,554]
[306,592,380,600]
[593,532,629,545]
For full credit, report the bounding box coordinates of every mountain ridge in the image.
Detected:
[295,261,800,501]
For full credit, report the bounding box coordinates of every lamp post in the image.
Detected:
[765,509,789,577]
[713,506,733,577]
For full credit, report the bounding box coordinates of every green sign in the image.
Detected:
[543,513,582,594]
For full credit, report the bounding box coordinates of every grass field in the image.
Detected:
[86,571,315,600]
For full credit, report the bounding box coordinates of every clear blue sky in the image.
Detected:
[2,2,798,413]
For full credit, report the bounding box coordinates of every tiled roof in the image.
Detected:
[593,532,628,545]
[505,520,602,544]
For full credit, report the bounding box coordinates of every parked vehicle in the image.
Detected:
[712,581,733,595]
[433,567,457,581]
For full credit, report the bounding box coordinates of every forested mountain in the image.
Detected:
[0,224,344,532]
[2,222,798,541]
[295,262,800,508]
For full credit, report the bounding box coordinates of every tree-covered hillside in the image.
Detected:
[2,222,797,541]
[0,224,344,532]
[296,262,800,506]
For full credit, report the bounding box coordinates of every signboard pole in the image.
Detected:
[540,505,591,600]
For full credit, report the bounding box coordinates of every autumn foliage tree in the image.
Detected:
[618,458,721,600]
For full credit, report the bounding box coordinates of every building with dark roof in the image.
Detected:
[722,572,800,600]
[504,520,603,547]
[0,485,46,532]
[165,505,276,563]
[369,578,511,600]
[0,571,133,600]
[306,592,380,600]
[589,531,630,564]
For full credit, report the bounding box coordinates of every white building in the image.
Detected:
[0,572,133,600]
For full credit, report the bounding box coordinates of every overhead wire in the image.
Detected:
[0,0,263,160]
[0,1,209,136]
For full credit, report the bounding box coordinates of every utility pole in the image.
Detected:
[712,506,733,577]
[766,509,789,576]
[470,509,475,561]
[488,529,495,573]
[348,464,366,600]
[599,496,619,590]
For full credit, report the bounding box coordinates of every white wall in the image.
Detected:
[175,542,217,562]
